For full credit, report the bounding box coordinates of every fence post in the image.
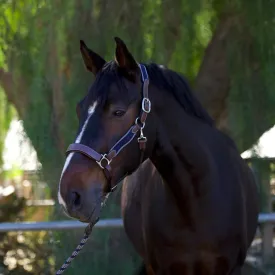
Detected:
[252,158,273,265]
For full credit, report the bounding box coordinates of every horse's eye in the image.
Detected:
[113,110,126,117]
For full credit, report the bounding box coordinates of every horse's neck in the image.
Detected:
[150,87,211,178]
[150,89,212,226]
[150,126,198,227]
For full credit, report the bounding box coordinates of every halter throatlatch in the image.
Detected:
[66,64,151,192]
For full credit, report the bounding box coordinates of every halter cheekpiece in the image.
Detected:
[66,64,151,192]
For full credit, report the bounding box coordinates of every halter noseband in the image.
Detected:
[66,64,151,192]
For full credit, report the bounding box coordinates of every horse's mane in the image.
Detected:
[145,63,214,126]
[87,61,214,127]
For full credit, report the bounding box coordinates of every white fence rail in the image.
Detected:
[0,218,123,232]
[0,213,274,232]
[0,214,274,269]
[257,213,275,224]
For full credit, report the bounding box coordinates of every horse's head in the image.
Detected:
[58,38,156,222]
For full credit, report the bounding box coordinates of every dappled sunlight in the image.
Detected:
[3,119,41,171]
[242,125,275,159]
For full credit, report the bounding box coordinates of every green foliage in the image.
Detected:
[1,165,23,180]
[227,0,275,151]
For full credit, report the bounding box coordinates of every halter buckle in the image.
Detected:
[142,98,151,113]
[96,154,111,169]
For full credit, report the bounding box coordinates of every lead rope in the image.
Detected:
[55,196,109,275]
[55,222,94,275]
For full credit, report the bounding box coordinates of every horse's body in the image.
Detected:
[122,132,258,274]
[58,38,259,275]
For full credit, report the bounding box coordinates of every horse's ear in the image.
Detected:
[80,40,106,76]
[114,37,138,76]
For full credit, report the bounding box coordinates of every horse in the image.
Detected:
[58,37,259,275]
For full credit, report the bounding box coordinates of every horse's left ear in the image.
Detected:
[80,40,106,76]
[114,37,138,78]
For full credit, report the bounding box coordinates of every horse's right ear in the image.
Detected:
[80,40,106,76]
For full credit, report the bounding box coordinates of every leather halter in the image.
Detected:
[66,64,151,193]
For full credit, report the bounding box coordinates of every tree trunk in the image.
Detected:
[0,69,28,118]
[194,16,235,135]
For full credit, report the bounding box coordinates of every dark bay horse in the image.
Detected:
[58,37,259,274]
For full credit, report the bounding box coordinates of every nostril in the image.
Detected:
[71,191,81,209]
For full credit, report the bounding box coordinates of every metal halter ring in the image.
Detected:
[142,98,151,113]
[135,117,145,129]
[96,154,111,169]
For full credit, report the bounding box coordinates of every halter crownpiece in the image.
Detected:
[66,64,151,192]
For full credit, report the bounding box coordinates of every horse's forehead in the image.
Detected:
[90,77,123,102]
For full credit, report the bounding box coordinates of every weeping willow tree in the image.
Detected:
[1,0,275,190]
[1,0,275,273]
